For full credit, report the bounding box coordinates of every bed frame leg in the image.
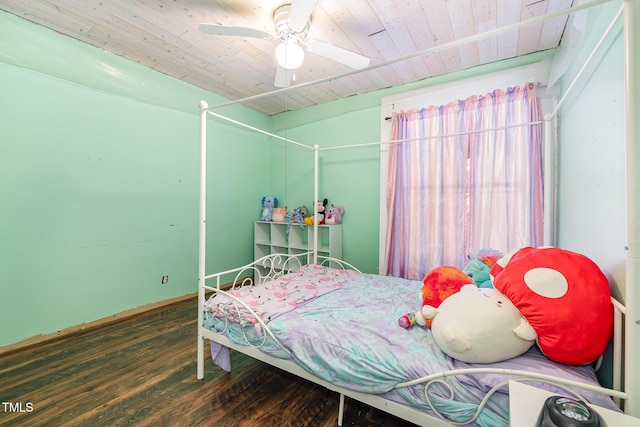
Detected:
[197,334,205,380]
[337,393,344,426]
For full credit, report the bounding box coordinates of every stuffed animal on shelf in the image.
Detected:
[325,205,344,225]
[463,248,503,288]
[422,284,537,363]
[261,195,278,221]
[285,206,307,233]
[490,246,613,365]
[315,198,328,224]
[298,205,310,219]
[272,206,287,222]
[398,266,473,329]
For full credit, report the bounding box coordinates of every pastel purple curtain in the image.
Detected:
[384,83,544,279]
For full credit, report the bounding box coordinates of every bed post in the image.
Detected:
[624,0,640,416]
[197,100,208,380]
[313,144,319,264]
[543,114,555,246]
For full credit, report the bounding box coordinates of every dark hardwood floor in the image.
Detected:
[0,298,418,427]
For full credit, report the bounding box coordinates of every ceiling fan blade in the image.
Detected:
[274,66,292,87]
[287,0,319,32]
[199,23,272,40]
[306,40,371,69]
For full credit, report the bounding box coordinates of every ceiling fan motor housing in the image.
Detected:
[273,4,309,40]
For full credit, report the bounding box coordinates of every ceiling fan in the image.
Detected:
[199,0,371,87]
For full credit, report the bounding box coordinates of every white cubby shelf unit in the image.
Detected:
[253,221,342,268]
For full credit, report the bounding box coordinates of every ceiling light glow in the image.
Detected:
[276,38,304,70]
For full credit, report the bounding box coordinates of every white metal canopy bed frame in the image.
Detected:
[194,116,628,425]
[196,0,640,424]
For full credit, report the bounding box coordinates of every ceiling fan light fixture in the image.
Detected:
[276,38,304,70]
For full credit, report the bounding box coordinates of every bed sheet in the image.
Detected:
[204,271,618,426]
[203,264,362,366]
[204,264,361,326]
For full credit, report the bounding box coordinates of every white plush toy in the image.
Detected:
[421,285,537,363]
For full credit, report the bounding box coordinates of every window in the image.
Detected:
[382,83,546,279]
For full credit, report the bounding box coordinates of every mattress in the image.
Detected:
[203,265,619,426]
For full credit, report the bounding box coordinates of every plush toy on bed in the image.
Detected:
[421,246,613,365]
[325,205,344,225]
[422,284,538,363]
[490,246,613,365]
[398,266,473,329]
[398,248,502,329]
[463,248,503,288]
[261,196,278,221]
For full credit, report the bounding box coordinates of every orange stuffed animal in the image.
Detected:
[398,266,473,328]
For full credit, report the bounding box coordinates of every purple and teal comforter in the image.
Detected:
[203,268,619,426]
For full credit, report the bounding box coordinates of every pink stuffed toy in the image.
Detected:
[325,204,344,225]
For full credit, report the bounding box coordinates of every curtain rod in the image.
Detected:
[203,0,613,113]
[320,120,545,151]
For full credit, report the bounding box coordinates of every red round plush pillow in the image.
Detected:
[490,247,613,365]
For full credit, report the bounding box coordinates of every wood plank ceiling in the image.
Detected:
[0,0,574,115]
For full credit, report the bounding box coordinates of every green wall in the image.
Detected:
[267,107,382,274]
[2,0,627,354]
[554,0,625,389]
[0,11,271,347]
[555,0,626,298]
[271,54,553,275]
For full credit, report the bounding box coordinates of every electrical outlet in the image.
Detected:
[161,275,169,284]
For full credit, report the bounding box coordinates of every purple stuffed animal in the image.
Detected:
[325,204,344,225]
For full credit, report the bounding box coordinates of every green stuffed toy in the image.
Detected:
[463,248,503,288]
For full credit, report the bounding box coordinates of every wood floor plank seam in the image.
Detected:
[0,298,417,427]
